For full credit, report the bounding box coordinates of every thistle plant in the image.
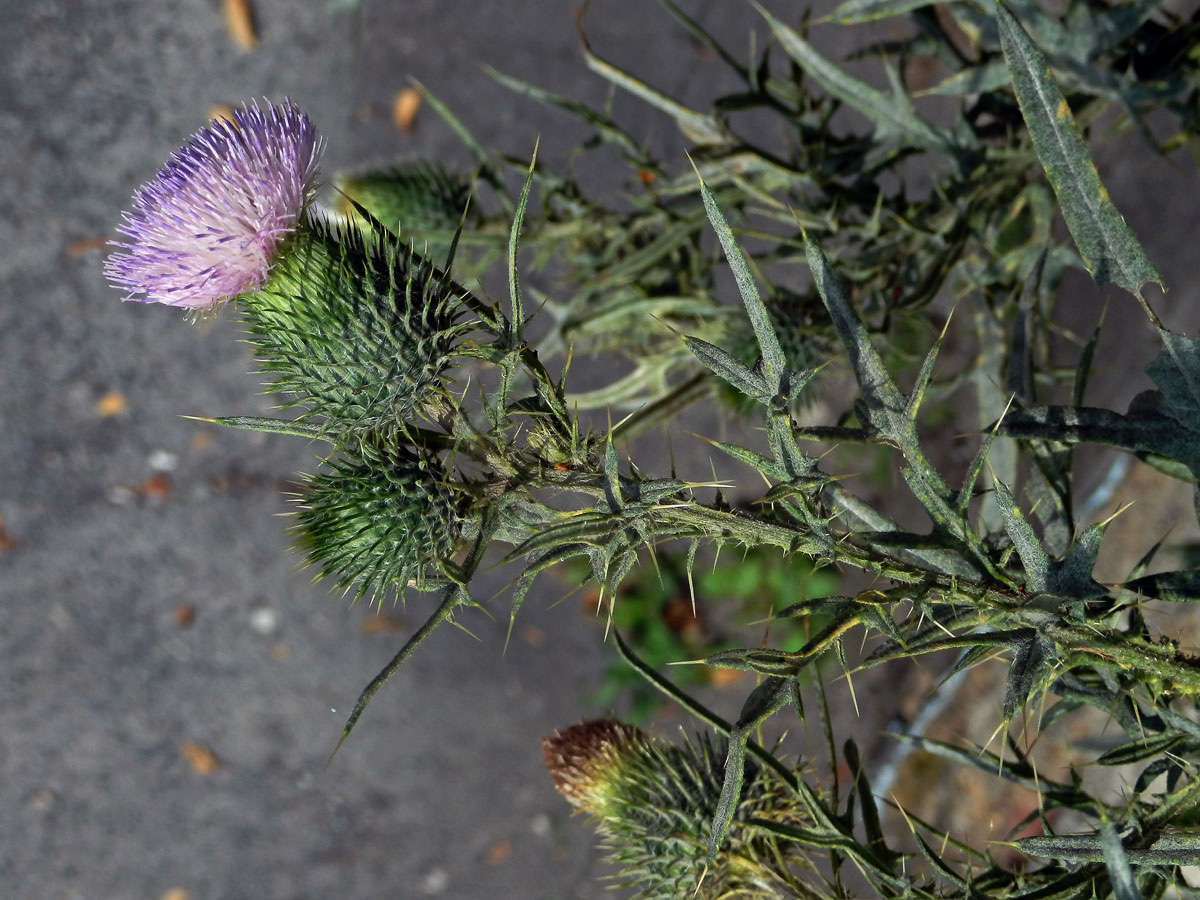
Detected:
[106,2,1200,898]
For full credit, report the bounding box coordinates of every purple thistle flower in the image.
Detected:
[105,100,322,310]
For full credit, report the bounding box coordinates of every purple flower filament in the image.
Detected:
[105,101,322,310]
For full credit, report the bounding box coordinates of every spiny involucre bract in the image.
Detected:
[543,720,812,900]
[105,100,322,310]
[294,442,465,602]
[238,215,473,438]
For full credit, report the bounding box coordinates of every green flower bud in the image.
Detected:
[543,720,809,899]
[294,443,463,601]
[336,161,474,237]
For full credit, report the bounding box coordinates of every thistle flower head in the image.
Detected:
[544,720,813,900]
[105,100,322,310]
[543,719,644,818]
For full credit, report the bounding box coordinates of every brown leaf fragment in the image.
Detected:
[180,741,222,774]
[520,625,546,647]
[392,87,421,132]
[0,517,16,552]
[96,391,128,417]
[486,839,512,864]
[360,613,409,634]
[140,474,172,500]
[174,604,196,628]
[224,0,258,50]
[65,236,109,258]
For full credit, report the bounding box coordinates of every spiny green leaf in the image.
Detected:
[507,143,537,343]
[998,405,1200,481]
[693,170,787,395]
[329,586,462,763]
[1003,634,1049,723]
[485,66,645,161]
[188,415,329,441]
[826,0,934,25]
[1124,570,1200,602]
[578,13,726,145]
[708,676,795,863]
[683,335,771,403]
[1018,831,1200,867]
[1047,523,1106,599]
[995,1,1162,303]
[757,2,962,151]
[703,648,802,677]
[1096,732,1190,767]
[1148,329,1200,431]
[803,233,906,423]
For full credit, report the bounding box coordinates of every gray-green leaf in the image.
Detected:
[995,1,1162,302]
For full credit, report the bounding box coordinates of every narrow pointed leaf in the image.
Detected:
[1003,635,1048,723]
[804,233,906,422]
[992,478,1051,591]
[708,676,795,862]
[684,335,771,403]
[828,0,935,24]
[757,3,960,150]
[581,44,726,145]
[1101,820,1143,900]
[507,145,537,342]
[328,587,460,763]
[995,1,1162,302]
[695,172,786,393]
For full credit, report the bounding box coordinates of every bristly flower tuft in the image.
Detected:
[105,100,322,310]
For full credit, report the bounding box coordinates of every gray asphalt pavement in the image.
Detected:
[4,2,1200,899]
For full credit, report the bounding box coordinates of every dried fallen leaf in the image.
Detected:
[224,0,258,50]
[174,604,196,628]
[180,741,222,774]
[140,474,172,500]
[486,839,512,865]
[519,625,546,647]
[0,517,15,552]
[96,391,128,417]
[360,613,409,635]
[392,87,421,132]
[65,236,109,258]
